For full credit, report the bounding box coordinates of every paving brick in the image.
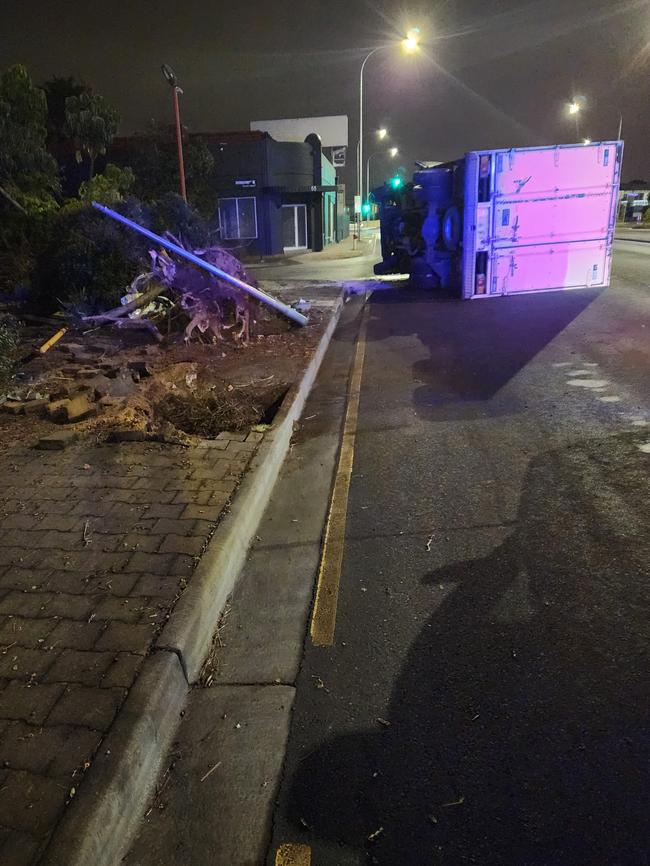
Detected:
[82,573,139,596]
[1,514,42,531]
[53,551,132,573]
[37,514,85,532]
[47,684,126,731]
[0,592,54,618]
[47,620,104,651]
[163,478,205,492]
[190,464,228,482]
[40,571,90,595]
[0,647,59,681]
[166,555,195,575]
[133,476,170,491]
[192,519,215,537]
[0,721,98,779]
[43,649,114,687]
[91,596,145,624]
[0,768,68,835]
[195,438,228,450]
[158,535,206,556]
[42,594,94,620]
[216,431,247,441]
[119,533,163,554]
[246,430,264,443]
[225,439,257,453]
[131,575,184,600]
[94,621,156,654]
[122,551,180,574]
[0,549,43,569]
[47,726,102,779]
[0,828,40,866]
[179,503,223,522]
[0,569,52,592]
[101,652,144,689]
[171,488,213,506]
[140,503,186,520]
[0,618,56,648]
[0,682,65,724]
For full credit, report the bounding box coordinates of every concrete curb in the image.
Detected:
[157,290,346,682]
[39,291,345,866]
[41,651,187,866]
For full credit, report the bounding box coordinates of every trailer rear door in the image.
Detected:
[462,142,622,298]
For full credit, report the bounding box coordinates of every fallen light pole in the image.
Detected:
[91,202,309,326]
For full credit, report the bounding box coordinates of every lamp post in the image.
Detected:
[366,146,398,217]
[161,64,187,202]
[357,29,419,219]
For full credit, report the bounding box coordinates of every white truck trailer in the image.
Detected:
[373,141,623,298]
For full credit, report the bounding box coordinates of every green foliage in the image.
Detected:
[126,122,215,214]
[0,64,60,208]
[151,193,211,248]
[31,205,147,314]
[64,91,120,179]
[42,76,89,145]
[0,316,20,391]
[78,163,134,205]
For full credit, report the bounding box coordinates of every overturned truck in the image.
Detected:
[373,141,623,298]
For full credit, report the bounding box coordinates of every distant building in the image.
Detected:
[197,130,348,256]
[617,187,650,222]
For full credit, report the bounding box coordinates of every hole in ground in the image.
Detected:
[155,384,290,438]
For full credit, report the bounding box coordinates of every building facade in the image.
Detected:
[199,130,348,257]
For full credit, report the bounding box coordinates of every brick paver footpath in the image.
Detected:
[0,431,262,865]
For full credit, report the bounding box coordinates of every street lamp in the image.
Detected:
[357,29,420,219]
[365,147,399,217]
[161,64,187,202]
[377,127,388,140]
[583,138,591,145]
[567,96,585,141]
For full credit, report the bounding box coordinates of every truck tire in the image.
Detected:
[443,206,461,251]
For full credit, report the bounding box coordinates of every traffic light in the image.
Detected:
[389,175,403,189]
[361,202,371,216]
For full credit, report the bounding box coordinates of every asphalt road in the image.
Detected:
[268,242,650,865]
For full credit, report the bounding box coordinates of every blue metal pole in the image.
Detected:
[91,202,308,326]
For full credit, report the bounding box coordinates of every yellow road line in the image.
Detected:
[310,302,370,646]
[275,842,312,865]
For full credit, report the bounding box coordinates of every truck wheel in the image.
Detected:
[443,206,461,251]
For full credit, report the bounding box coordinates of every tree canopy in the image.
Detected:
[0,64,60,211]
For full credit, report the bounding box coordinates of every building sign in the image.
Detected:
[332,146,346,168]
[235,179,256,188]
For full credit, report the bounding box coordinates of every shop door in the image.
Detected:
[282,204,308,251]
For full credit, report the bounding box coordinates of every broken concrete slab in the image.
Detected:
[36,430,79,450]
[47,394,96,423]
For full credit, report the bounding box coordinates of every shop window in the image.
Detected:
[218,197,258,239]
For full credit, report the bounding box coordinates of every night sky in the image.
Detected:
[3,0,649,191]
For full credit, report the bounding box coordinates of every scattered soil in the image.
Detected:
[0,302,328,449]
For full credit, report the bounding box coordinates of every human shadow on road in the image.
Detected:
[286,432,650,865]
[364,287,601,421]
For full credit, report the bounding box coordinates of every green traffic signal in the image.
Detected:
[389,176,403,189]
[362,202,371,215]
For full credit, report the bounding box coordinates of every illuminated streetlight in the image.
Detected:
[357,30,421,217]
[402,28,421,54]
[568,101,580,115]
[389,147,399,157]
[583,138,591,145]
[377,127,388,140]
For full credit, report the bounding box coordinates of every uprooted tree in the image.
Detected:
[81,234,259,344]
